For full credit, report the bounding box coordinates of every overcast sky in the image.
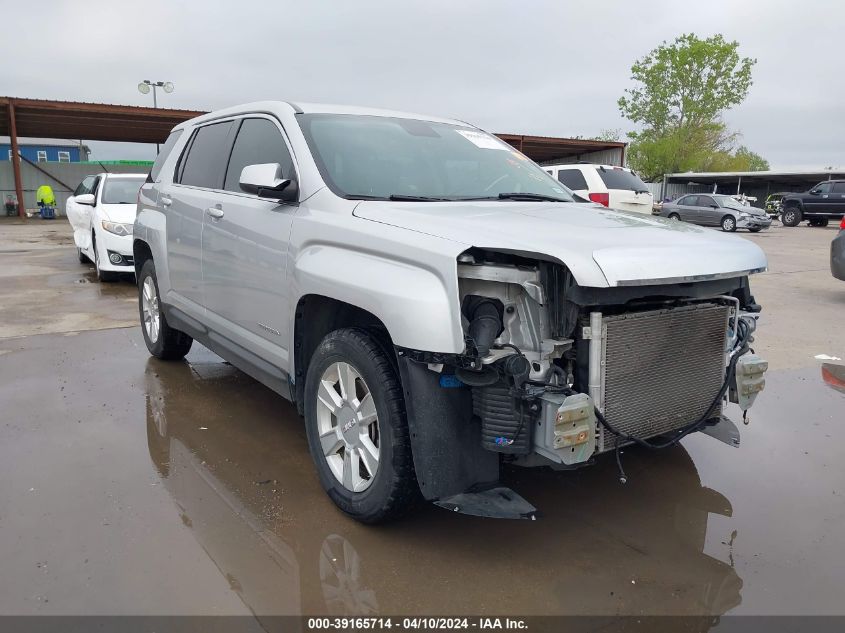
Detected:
[3,0,841,169]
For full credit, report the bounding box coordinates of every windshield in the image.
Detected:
[714,195,747,211]
[101,177,144,204]
[297,114,574,202]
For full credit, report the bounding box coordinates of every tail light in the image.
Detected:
[589,192,610,207]
[840,217,845,229]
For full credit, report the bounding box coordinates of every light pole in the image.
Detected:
[138,80,174,151]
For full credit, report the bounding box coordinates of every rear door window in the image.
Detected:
[597,168,648,192]
[178,121,235,189]
[556,169,588,190]
[831,182,845,193]
[148,130,184,183]
[224,118,295,193]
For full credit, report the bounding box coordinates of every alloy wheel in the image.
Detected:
[315,361,380,493]
[141,276,161,343]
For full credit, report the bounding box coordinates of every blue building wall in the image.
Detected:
[1,144,83,162]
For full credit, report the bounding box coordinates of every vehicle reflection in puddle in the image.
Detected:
[821,363,845,394]
[144,350,742,623]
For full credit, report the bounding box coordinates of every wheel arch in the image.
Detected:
[293,294,394,415]
[133,239,153,279]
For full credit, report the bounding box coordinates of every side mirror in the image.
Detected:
[810,189,820,195]
[710,204,719,208]
[239,163,297,202]
[75,193,95,206]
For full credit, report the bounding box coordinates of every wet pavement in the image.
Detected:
[0,220,844,622]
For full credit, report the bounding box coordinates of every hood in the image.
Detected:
[99,203,138,224]
[353,200,767,288]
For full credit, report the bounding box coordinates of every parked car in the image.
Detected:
[660,193,772,232]
[133,102,768,523]
[764,192,790,218]
[831,216,845,281]
[542,163,653,214]
[781,180,845,227]
[66,173,146,281]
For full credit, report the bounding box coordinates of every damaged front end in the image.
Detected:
[398,248,768,519]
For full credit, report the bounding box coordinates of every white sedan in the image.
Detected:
[66,173,146,281]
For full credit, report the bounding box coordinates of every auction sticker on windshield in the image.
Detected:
[456,129,508,150]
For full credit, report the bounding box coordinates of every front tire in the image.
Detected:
[721,215,737,232]
[137,259,193,360]
[782,207,802,227]
[93,234,119,282]
[304,328,418,523]
[77,247,88,264]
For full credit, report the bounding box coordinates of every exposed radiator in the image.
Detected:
[596,303,730,452]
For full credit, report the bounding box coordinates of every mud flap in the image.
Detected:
[434,487,537,520]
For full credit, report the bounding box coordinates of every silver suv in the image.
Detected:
[134,101,769,523]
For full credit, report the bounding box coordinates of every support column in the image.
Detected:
[8,101,25,218]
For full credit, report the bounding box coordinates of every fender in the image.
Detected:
[292,244,464,353]
[781,195,804,210]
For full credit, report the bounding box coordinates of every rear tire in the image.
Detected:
[304,328,419,523]
[781,207,802,227]
[137,259,193,360]
[721,215,737,232]
[668,213,681,221]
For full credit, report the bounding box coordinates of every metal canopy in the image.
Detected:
[496,133,626,164]
[1,96,626,218]
[665,170,845,187]
[0,97,204,144]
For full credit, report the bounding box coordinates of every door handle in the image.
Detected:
[206,207,225,219]
[160,196,172,208]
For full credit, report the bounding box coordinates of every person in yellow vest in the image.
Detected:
[36,184,57,219]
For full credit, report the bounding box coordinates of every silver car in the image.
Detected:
[133,101,769,523]
[661,193,772,232]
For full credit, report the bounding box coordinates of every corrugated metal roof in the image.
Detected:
[0,96,626,163]
[0,97,205,144]
[667,169,845,178]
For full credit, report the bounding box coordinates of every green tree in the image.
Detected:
[734,145,770,171]
[618,34,766,180]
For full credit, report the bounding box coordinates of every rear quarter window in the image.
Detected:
[148,130,184,183]
[597,168,648,192]
[556,169,588,190]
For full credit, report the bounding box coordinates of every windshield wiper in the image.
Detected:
[495,192,569,202]
[388,194,453,202]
